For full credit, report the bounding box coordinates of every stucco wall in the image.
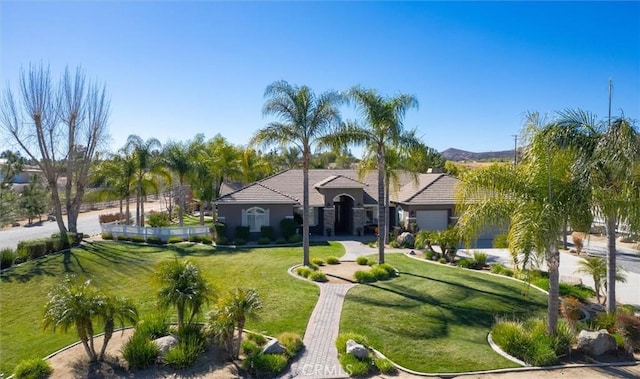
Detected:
[216,203,295,240]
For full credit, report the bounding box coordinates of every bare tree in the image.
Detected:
[0,63,110,235]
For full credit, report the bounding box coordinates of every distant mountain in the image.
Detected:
[441,148,515,162]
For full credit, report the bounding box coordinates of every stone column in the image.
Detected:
[323,207,335,236]
[353,207,365,236]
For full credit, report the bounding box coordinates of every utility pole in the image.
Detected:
[512,134,518,167]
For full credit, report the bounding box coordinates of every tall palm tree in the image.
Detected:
[325,86,419,263]
[90,152,136,223]
[546,110,640,313]
[456,113,591,335]
[251,81,342,266]
[219,288,262,359]
[163,140,193,226]
[124,135,162,226]
[156,259,214,328]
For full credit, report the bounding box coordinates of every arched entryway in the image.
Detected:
[333,194,354,235]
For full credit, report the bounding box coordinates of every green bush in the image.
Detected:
[377,263,397,277]
[260,225,274,240]
[247,332,268,346]
[457,258,475,269]
[374,357,396,374]
[122,332,159,369]
[423,250,437,260]
[309,271,328,282]
[130,235,146,243]
[1,248,15,269]
[163,334,205,368]
[490,263,506,274]
[241,340,261,356]
[326,256,340,265]
[215,236,228,245]
[354,270,377,283]
[493,233,509,248]
[12,358,52,379]
[234,238,247,246]
[245,353,288,375]
[17,240,47,260]
[258,237,271,245]
[492,318,564,366]
[101,232,114,240]
[437,257,447,264]
[473,251,488,266]
[280,218,298,239]
[370,267,390,281]
[275,237,286,244]
[116,235,131,242]
[414,230,433,250]
[587,312,617,333]
[200,236,213,245]
[554,319,574,356]
[146,236,164,245]
[136,313,170,340]
[356,256,369,265]
[335,332,369,354]
[167,236,185,244]
[235,226,250,241]
[616,312,640,351]
[389,240,400,248]
[296,267,313,278]
[278,332,303,357]
[288,234,302,243]
[339,353,371,376]
[311,257,325,266]
[148,212,171,227]
[213,223,226,241]
[307,262,319,271]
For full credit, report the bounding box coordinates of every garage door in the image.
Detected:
[416,210,449,231]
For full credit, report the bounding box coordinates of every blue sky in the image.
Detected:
[2,1,639,155]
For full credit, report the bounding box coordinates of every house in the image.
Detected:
[213,169,463,241]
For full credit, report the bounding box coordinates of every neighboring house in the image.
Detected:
[213,169,464,241]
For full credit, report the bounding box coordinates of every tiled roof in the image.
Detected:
[214,169,459,206]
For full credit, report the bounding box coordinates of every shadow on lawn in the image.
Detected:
[1,255,60,283]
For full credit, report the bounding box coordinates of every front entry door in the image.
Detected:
[334,195,353,234]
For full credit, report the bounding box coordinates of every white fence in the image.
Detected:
[101,222,210,241]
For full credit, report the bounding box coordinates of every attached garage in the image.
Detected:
[416,210,449,231]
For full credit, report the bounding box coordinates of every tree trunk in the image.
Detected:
[87,322,97,361]
[177,303,185,328]
[98,320,114,361]
[377,147,386,264]
[546,241,560,336]
[77,325,96,362]
[235,319,245,359]
[563,218,568,250]
[199,202,205,226]
[384,175,391,245]
[141,196,145,227]
[136,177,142,226]
[178,179,184,227]
[49,182,68,235]
[125,196,131,225]
[302,148,310,267]
[606,215,617,313]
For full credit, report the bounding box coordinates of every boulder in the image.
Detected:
[560,275,582,286]
[346,339,369,359]
[261,338,287,355]
[576,329,617,356]
[153,335,179,356]
[396,232,415,247]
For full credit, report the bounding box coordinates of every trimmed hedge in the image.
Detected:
[235,226,250,241]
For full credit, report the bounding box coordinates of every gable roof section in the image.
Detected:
[314,175,367,189]
[394,174,460,205]
[214,182,299,204]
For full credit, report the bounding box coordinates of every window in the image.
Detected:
[242,207,269,232]
[296,207,317,226]
[365,207,377,224]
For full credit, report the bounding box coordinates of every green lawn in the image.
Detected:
[0,241,342,376]
[340,254,548,373]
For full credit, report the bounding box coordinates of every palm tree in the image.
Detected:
[97,295,138,360]
[163,140,193,226]
[547,110,640,313]
[219,288,262,359]
[155,259,214,328]
[574,256,627,305]
[325,86,419,263]
[90,152,136,223]
[124,135,162,226]
[43,276,103,362]
[251,81,342,266]
[456,112,591,335]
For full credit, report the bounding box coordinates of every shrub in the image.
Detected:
[389,240,400,248]
[241,340,261,356]
[296,267,313,278]
[247,353,288,375]
[311,257,325,266]
[163,333,205,368]
[275,237,286,244]
[213,223,226,241]
[414,230,433,250]
[260,225,274,240]
[492,318,565,366]
[370,267,390,281]
[148,212,171,227]
[354,270,377,283]
[473,251,488,266]
[326,256,340,265]
[457,258,475,269]
[278,332,303,357]
[136,313,170,340]
[146,236,164,245]
[335,332,369,354]
[235,226,250,241]
[116,235,131,242]
[101,232,114,240]
[437,257,447,264]
[280,218,298,239]
[616,312,640,351]
[247,331,268,346]
[1,248,15,269]
[215,236,229,245]
[554,319,574,356]
[560,296,583,326]
[258,237,271,245]
[307,262,319,271]
[234,238,247,246]
[17,240,47,260]
[339,353,371,376]
[374,357,396,374]
[587,311,617,333]
[167,236,185,244]
[122,332,159,369]
[490,263,505,274]
[309,271,328,282]
[492,233,508,248]
[98,213,127,224]
[356,256,369,265]
[377,263,397,277]
[423,250,437,260]
[12,358,52,379]
[288,234,302,243]
[200,236,213,245]
[130,235,146,243]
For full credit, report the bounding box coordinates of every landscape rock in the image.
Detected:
[396,232,415,247]
[261,338,287,354]
[346,339,369,359]
[153,335,179,356]
[576,329,617,356]
[560,275,582,286]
